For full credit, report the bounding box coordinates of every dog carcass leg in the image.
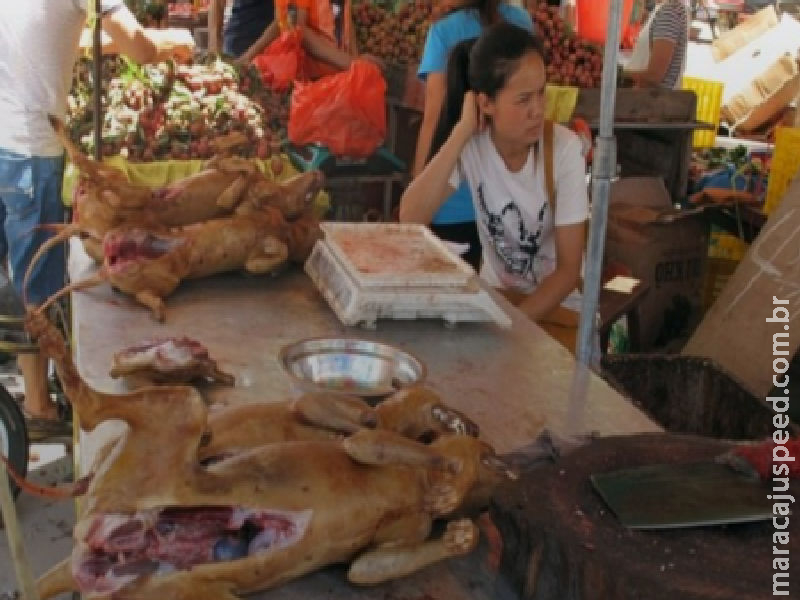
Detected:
[244,238,288,274]
[82,236,104,263]
[114,575,240,600]
[371,513,432,549]
[37,557,76,599]
[135,290,166,322]
[217,175,249,210]
[292,393,377,434]
[347,519,479,585]
[342,430,460,473]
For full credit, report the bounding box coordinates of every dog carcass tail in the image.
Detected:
[22,223,83,307]
[0,452,93,500]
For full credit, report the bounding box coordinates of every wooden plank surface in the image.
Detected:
[68,241,660,600]
[574,88,697,123]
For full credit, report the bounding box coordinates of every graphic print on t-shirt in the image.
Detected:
[476,182,548,284]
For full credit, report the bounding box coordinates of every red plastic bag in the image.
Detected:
[252,30,306,93]
[288,60,386,158]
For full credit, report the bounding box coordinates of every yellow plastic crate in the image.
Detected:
[708,230,748,261]
[764,127,800,215]
[545,85,579,124]
[682,77,723,149]
[703,257,740,311]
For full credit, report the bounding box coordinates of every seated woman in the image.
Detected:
[400,23,588,352]
[237,0,378,75]
[415,0,534,270]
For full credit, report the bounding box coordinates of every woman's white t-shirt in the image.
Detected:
[449,124,589,309]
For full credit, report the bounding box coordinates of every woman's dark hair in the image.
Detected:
[428,22,545,162]
[446,0,502,25]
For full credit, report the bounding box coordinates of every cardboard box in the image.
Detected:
[685,172,800,398]
[721,54,800,132]
[604,178,709,350]
[698,13,800,132]
[712,5,779,62]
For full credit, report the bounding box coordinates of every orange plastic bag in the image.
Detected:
[252,30,306,93]
[288,60,386,158]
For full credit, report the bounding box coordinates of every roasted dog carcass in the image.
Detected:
[99,205,321,320]
[25,309,514,600]
[32,197,322,321]
[52,116,321,262]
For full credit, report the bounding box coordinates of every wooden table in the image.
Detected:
[68,241,660,599]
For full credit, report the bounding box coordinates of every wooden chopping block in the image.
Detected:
[490,433,799,600]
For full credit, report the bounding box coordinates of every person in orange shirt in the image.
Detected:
[237,0,379,75]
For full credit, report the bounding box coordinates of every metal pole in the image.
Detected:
[92,9,103,161]
[575,0,624,365]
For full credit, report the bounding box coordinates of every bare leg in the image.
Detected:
[348,519,479,585]
[19,353,57,419]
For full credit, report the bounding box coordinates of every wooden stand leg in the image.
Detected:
[0,463,40,600]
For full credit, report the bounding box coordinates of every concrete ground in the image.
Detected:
[0,361,75,600]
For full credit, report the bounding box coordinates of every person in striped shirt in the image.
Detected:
[624,0,689,89]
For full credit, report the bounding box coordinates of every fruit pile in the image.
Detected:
[353,0,436,66]
[528,1,603,88]
[67,56,289,162]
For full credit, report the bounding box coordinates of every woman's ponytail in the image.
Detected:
[428,38,475,164]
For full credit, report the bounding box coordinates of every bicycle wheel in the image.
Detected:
[0,383,28,498]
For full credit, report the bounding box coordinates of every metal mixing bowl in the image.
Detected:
[279,338,426,398]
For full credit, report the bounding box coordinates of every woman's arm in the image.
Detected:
[299,22,355,69]
[103,6,194,63]
[412,72,445,178]
[625,38,675,87]
[237,20,280,65]
[516,221,585,321]
[400,91,480,223]
[297,10,383,69]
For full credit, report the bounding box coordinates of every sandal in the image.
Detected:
[22,409,73,441]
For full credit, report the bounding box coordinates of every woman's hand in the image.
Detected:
[455,91,486,138]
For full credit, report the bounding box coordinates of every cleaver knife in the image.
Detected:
[591,461,774,529]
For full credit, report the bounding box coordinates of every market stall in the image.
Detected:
[4,1,800,598]
[67,238,660,599]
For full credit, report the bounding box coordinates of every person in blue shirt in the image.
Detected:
[209,0,274,58]
[412,0,533,269]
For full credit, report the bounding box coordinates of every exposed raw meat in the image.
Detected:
[110,337,234,385]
